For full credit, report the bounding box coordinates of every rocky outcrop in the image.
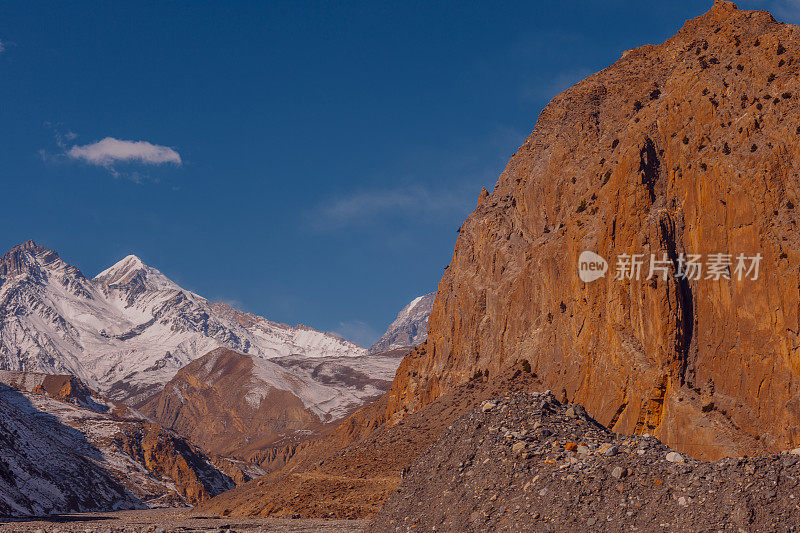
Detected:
[113,422,234,505]
[0,372,234,514]
[373,1,800,459]
[369,293,435,354]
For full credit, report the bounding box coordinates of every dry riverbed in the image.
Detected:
[0,508,367,532]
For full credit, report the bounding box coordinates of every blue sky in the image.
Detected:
[0,1,794,347]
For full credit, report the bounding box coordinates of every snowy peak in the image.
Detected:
[95,255,146,283]
[94,254,181,295]
[369,292,435,354]
[0,240,83,280]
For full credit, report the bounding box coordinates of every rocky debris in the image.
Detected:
[372,392,800,532]
[376,0,800,459]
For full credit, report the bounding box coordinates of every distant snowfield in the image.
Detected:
[0,242,372,407]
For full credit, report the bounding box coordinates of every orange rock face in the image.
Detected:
[382,1,800,459]
[113,422,234,505]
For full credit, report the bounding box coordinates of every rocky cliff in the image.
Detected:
[378,1,800,459]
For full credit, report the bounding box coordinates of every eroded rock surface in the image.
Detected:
[382,0,800,458]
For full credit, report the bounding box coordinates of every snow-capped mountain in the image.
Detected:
[0,241,366,405]
[368,292,435,354]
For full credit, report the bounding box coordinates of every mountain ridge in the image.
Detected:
[0,240,366,407]
[368,292,435,354]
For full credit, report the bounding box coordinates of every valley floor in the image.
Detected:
[0,509,367,532]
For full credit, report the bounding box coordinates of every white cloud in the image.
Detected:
[330,320,379,348]
[310,184,477,231]
[67,137,181,170]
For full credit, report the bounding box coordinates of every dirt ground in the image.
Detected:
[0,508,367,532]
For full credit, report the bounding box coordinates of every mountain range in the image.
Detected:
[0,240,390,408]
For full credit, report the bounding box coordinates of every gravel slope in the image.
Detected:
[372,391,800,532]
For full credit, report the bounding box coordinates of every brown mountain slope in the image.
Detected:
[140,347,404,469]
[140,348,321,462]
[376,0,800,459]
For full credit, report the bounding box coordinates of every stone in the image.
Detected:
[577,445,590,456]
[512,441,527,454]
[482,401,497,413]
[611,466,627,479]
[666,452,684,463]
